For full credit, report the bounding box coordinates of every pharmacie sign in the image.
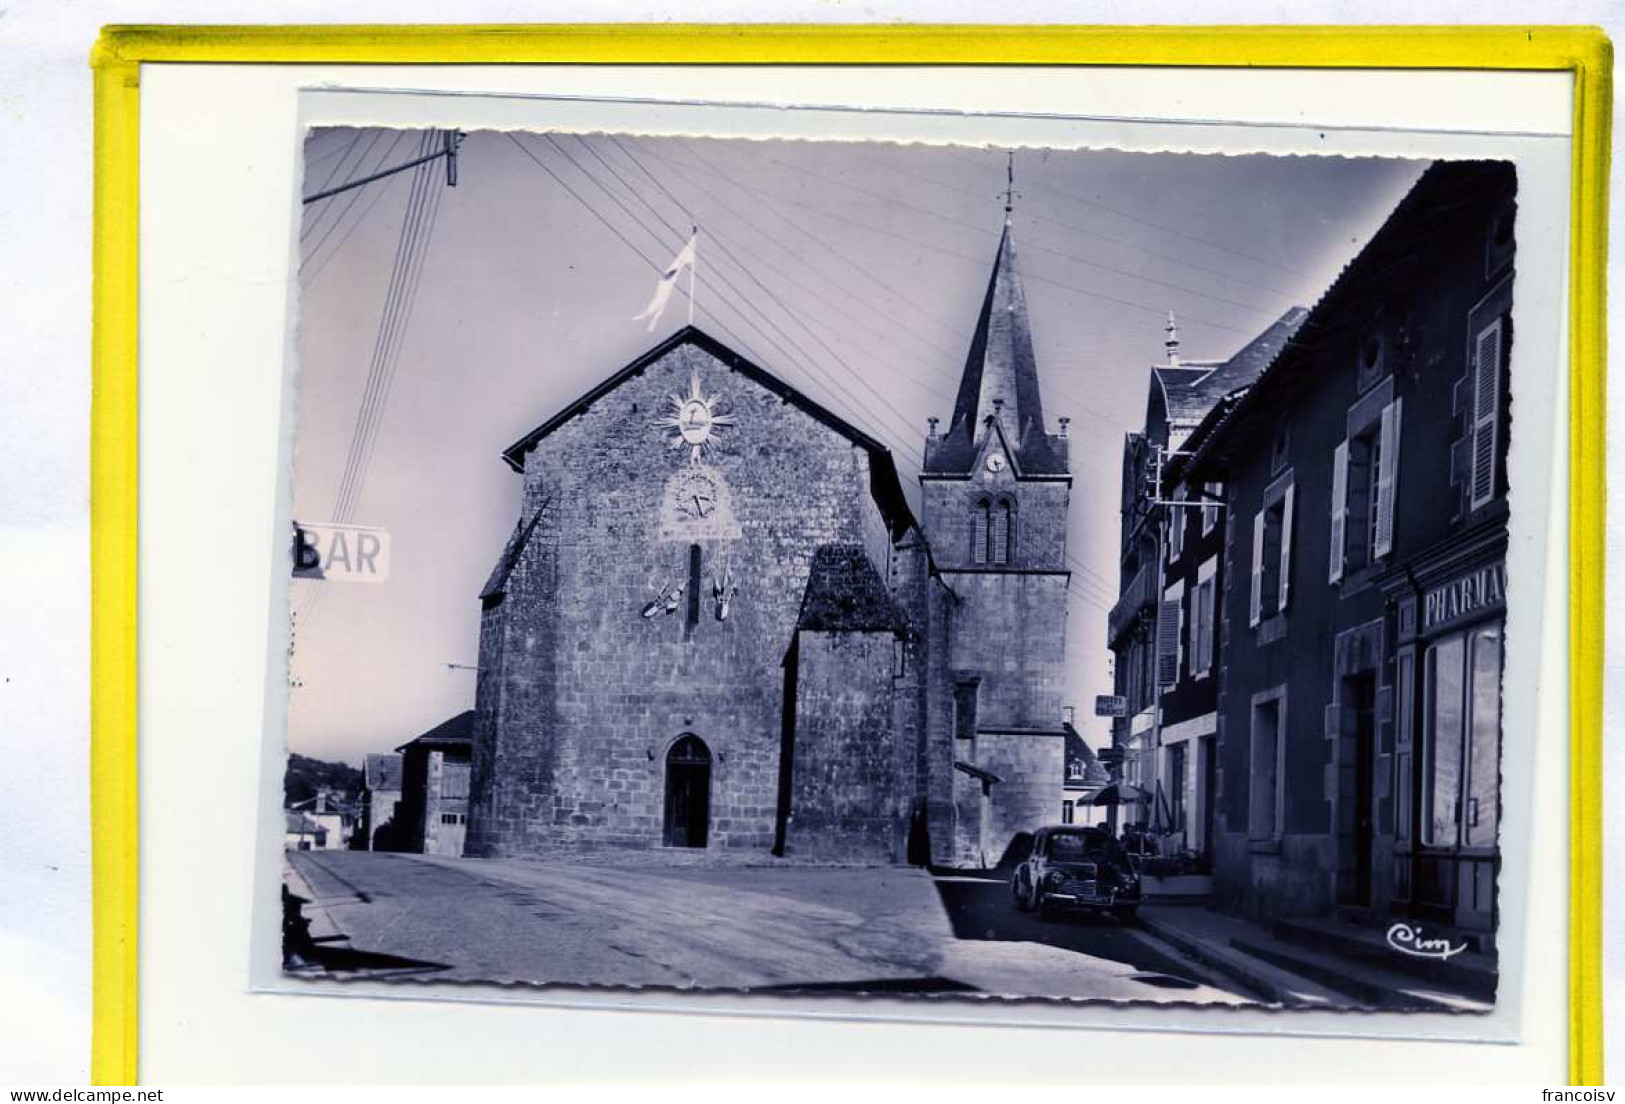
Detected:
[1422,561,1506,633]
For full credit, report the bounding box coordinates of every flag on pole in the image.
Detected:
[633,233,697,331]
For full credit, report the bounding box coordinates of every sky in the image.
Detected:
[288,128,1426,767]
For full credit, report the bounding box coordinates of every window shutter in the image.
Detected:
[1249,510,1264,628]
[1157,599,1182,687]
[992,502,1011,564]
[1374,397,1402,558]
[1329,440,1349,584]
[1187,585,1198,673]
[972,504,989,564]
[1470,320,1502,509]
[1278,484,1295,611]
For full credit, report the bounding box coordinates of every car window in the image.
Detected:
[1045,832,1110,861]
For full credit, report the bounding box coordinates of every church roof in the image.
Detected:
[500,327,917,540]
[479,505,547,603]
[795,544,909,635]
[396,709,476,753]
[925,225,1068,477]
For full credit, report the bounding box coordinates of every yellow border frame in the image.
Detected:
[89,23,1610,1086]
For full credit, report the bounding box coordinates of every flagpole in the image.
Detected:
[688,225,698,326]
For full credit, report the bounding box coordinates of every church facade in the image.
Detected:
[464,223,1074,868]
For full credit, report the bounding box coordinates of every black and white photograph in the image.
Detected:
[279,127,1515,1014]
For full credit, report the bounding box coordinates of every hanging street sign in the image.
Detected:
[293,522,390,583]
[1094,694,1129,718]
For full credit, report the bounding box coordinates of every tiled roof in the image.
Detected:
[1153,307,1309,435]
[925,224,1069,477]
[363,753,403,791]
[1184,160,1513,478]
[285,812,327,836]
[479,505,548,602]
[396,709,476,752]
[795,544,909,634]
[1063,724,1112,787]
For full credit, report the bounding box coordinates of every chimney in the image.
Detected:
[1058,416,1071,438]
[1164,311,1181,366]
[1062,705,1075,727]
[927,416,940,440]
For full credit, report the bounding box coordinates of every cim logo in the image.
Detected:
[1385,922,1469,961]
[293,522,390,584]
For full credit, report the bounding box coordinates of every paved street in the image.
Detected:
[285,851,1250,1004]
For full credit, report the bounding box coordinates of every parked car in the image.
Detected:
[1011,825,1142,922]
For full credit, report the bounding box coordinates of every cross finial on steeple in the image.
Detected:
[1001,151,1019,225]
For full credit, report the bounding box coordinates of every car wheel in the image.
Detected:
[1035,894,1053,921]
[1113,905,1139,925]
[1013,879,1033,912]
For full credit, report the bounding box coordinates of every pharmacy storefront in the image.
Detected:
[1384,532,1507,933]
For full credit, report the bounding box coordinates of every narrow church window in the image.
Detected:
[685,544,702,636]
[991,499,1014,565]
[953,680,979,740]
[971,499,991,565]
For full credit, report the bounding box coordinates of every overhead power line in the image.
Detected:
[941,147,1314,280]
[733,145,1286,319]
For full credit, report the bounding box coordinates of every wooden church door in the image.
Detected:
[663,735,712,848]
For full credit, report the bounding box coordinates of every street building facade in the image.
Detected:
[1106,308,1306,863]
[1176,160,1515,934]
[397,712,474,857]
[465,220,1075,868]
[358,752,403,851]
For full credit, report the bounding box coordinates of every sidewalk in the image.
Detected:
[1139,904,1352,1008]
[1138,904,1497,1013]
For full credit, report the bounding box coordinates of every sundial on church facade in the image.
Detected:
[658,370,736,464]
[655,369,742,542]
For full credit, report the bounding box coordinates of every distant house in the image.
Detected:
[284,811,328,851]
[397,711,474,857]
[359,752,404,851]
[1061,722,1110,826]
[287,789,356,851]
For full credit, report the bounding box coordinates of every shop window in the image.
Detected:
[1248,690,1286,843]
[1250,479,1294,626]
[1330,399,1402,582]
[1061,800,1075,825]
[1469,319,1505,511]
[1166,743,1188,833]
[1422,625,1503,848]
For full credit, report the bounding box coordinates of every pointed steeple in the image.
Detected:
[926,213,1066,476]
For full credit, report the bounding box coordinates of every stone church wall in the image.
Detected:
[780,629,906,863]
[467,342,905,856]
[975,732,1066,864]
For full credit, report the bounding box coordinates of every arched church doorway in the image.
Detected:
[663,735,711,848]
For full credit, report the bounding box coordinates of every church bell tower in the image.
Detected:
[920,164,1073,866]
